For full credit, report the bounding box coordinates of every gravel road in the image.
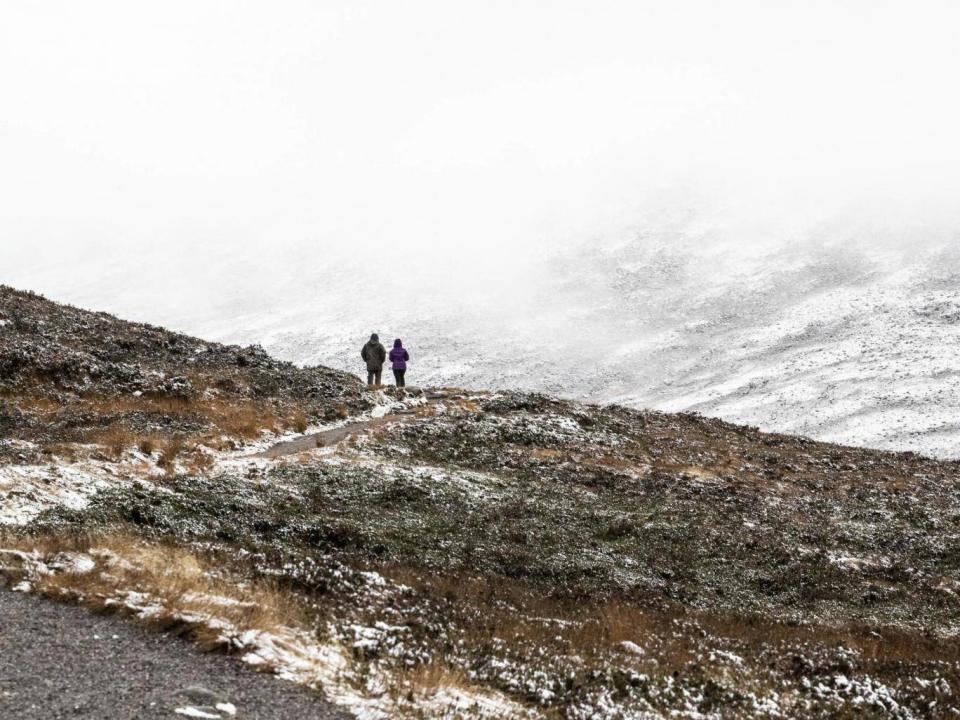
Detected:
[0,589,351,720]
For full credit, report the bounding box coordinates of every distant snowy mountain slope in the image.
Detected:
[574,236,960,457]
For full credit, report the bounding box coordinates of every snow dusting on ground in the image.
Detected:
[0,450,136,525]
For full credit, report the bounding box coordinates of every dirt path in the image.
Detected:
[255,420,380,459]
[255,392,451,460]
[0,589,350,720]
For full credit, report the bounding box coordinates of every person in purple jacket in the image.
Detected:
[389,338,409,387]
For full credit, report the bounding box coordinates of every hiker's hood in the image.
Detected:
[393,339,403,348]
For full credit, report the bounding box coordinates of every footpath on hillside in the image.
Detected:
[255,388,456,460]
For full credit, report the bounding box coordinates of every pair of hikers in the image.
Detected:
[361,334,409,388]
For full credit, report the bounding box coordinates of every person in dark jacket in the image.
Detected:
[389,339,409,387]
[360,333,386,387]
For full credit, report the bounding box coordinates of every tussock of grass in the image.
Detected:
[287,409,310,434]
[393,662,477,703]
[92,426,135,461]
[157,435,186,472]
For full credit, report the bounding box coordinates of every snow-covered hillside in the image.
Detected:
[7,218,960,457]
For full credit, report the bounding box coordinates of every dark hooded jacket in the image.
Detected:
[361,335,386,371]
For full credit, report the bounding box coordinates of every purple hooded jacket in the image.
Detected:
[389,340,409,370]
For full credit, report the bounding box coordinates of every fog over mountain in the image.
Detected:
[4,1,960,456]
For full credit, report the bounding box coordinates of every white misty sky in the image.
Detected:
[2,1,960,295]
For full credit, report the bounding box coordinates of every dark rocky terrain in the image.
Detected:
[0,285,368,462]
[1,286,959,719]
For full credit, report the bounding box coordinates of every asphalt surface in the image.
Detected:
[0,589,351,720]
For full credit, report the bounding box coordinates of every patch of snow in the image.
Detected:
[174,708,221,719]
[0,439,37,453]
[827,552,891,572]
[619,641,645,656]
[46,552,96,574]
[236,628,394,719]
[181,592,256,609]
[709,649,744,666]
[358,570,388,587]
[419,685,536,719]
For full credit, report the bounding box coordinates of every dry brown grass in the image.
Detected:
[378,564,960,676]
[76,395,190,416]
[530,448,564,461]
[184,450,215,476]
[211,403,279,440]
[41,443,82,463]
[36,395,294,474]
[80,430,217,476]
[598,601,661,644]
[198,435,236,453]
[385,658,526,714]
[2,534,308,647]
[92,425,134,461]
[137,436,159,455]
[4,394,62,417]
[16,393,289,445]
[380,566,607,658]
[6,391,300,464]
[395,662,473,700]
[154,435,214,476]
[157,435,186,472]
[456,399,481,413]
[287,409,309,434]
